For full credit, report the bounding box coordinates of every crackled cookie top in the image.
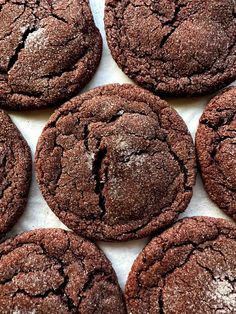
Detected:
[0,110,31,236]
[125,217,236,314]
[0,228,126,314]
[105,0,236,96]
[0,0,102,110]
[35,84,196,241]
[196,87,236,220]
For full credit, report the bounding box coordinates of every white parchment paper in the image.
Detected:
[7,0,236,291]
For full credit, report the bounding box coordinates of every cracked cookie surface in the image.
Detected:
[125,216,236,314]
[196,87,236,220]
[0,0,102,110]
[0,228,126,313]
[35,84,196,241]
[105,0,236,96]
[0,110,31,237]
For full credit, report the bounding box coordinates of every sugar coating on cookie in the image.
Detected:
[0,0,102,110]
[105,0,236,96]
[196,87,236,220]
[125,217,236,314]
[0,110,31,236]
[0,229,126,313]
[35,84,196,241]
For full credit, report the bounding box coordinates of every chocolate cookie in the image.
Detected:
[196,87,236,220]
[0,110,31,237]
[125,216,236,314]
[105,0,236,96]
[0,228,126,313]
[35,84,196,241]
[0,0,102,110]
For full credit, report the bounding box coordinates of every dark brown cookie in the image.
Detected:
[105,0,236,96]
[196,87,236,220]
[0,110,31,237]
[125,216,236,314]
[35,84,196,241]
[0,228,126,313]
[0,0,102,110]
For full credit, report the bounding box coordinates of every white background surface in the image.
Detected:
[6,0,236,291]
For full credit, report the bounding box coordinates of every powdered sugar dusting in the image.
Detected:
[128,154,147,166]
[20,25,29,34]
[215,279,233,296]
[115,135,150,168]
[115,135,144,159]
[117,110,124,116]
[86,152,95,170]
[206,276,236,312]
[13,309,36,314]
[25,28,48,50]
[119,139,129,151]
[115,135,130,154]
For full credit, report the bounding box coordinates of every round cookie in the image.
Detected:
[0,110,31,237]
[35,84,196,241]
[196,87,236,220]
[125,216,236,314]
[0,228,126,313]
[0,0,102,110]
[105,0,236,96]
